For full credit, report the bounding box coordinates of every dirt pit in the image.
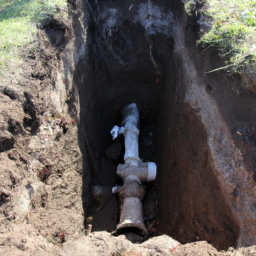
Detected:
[67,0,240,251]
[3,0,256,254]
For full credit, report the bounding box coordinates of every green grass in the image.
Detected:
[198,0,256,71]
[0,0,67,74]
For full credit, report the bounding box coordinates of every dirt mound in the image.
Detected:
[0,11,84,254]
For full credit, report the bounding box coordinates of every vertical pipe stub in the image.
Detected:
[115,103,157,236]
[122,103,140,163]
[122,103,140,129]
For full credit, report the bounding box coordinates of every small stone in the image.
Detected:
[105,140,122,160]
[227,247,235,252]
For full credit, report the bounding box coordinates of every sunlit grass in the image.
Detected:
[0,0,67,74]
[198,0,256,70]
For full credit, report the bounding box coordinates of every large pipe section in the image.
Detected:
[111,103,157,235]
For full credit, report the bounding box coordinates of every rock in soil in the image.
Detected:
[106,140,122,160]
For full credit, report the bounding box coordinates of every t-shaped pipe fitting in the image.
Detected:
[117,162,157,183]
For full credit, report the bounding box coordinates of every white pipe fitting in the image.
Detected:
[113,103,157,236]
[117,162,157,182]
[110,126,124,140]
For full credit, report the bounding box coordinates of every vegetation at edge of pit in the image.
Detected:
[197,0,256,72]
[0,0,67,75]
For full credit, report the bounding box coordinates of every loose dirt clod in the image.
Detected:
[3,86,21,101]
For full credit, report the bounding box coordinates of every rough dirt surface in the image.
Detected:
[157,7,256,249]
[0,12,85,255]
[1,0,256,255]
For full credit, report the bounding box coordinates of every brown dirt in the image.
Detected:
[157,103,239,249]
[0,12,84,255]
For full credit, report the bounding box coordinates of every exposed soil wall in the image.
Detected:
[154,5,256,248]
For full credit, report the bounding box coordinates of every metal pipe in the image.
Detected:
[111,103,157,235]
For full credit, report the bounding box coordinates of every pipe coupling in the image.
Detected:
[118,180,145,202]
[117,162,157,182]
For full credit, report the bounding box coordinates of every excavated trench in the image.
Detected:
[67,0,242,251]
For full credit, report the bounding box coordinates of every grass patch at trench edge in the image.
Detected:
[0,0,67,75]
[198,0,256,72]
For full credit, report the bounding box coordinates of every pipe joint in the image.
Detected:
[117,161,157,182]
[118,180,145,202]
[123,126,139,136]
